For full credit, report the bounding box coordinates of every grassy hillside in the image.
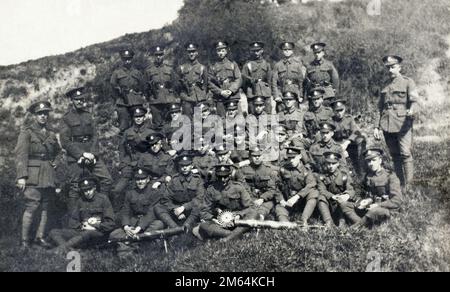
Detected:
[0,0,449,271]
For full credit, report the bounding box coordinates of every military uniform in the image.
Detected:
[109,168,165,253]
[272,42,306,112]
[238,153,279,217]
[15,101,60,246]
[309,122,345,173]
[341,148,402,227]
[305,43,340,104]
[155,155,204,229]
[178,43,209,116]
[137,145,175,184]
[110,49,145,132]
[198,165,258,240]
[49,177,116,251]
[316,152,356,226]
[376,55,418,187]
[303,89,334,147]
[276,147,319,224]
[331,99,365,178]
[208,42,242,117]
[59,88,113,212]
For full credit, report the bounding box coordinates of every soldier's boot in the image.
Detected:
[300,199,317,224]
[21,207,36,248]
[34,210,51,248]
[199,223,232,239]
[53,235,84,255]
[403,160,414,189]
[157,212,179,229]
[222,227,249,243]
[393,158,405,187]
[318,201,335,228]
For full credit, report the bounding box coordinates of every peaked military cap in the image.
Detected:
[279,42,295,50]
[330,99,347,110]
[132,106,147,117]
[134,167,150,179]
[185,43,199,51]
[249,41,265,51]
[167,103,182,114]
[319,121,336,133]
[311,42,326,53]
[175,153,193,166]
[215,164,232,177]
[154,46,165,55]
[28,101,53,114]
[286,146,303,157]
[78,175,99,191]
[146,133,164,145]
[324,151,342,163]
[120,49,135,59]
[214,41,229,50]
[363,147,384,160]
[308,87,326,99]
[383,55,403,66]
[225,99,239,110]
[65,87,87,99]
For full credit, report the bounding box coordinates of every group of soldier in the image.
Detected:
[15,39,418,257]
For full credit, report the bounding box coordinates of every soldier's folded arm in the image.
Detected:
[297,173,318,198]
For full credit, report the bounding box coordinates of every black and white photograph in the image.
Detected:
[0,0,449,274]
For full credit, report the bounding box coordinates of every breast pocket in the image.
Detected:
[26,160,41,186]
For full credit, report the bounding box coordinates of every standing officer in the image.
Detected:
[242,41,272,114]
[276,146,319,228]
[110,48,145,132]
[48,175,116,254]
[145,46,179,127]
[317,151,356,228]
[305,42,340,106]
[109,167,165,257]
[272,42,306,113]
[237,148,279,219]
[59,87,113,213]
[178,43,209,117]
[197,164,258,242]
[15,101,60,248]
[341,147,402,229]
[155,154,204,230]
[374,55,418,189]
[330,99,365,178]
[208,41,242,117]
[303,88,334,148]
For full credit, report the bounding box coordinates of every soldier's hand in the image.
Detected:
[174,206,185,217]
[221,90,232,98]
[280,200,288,208]
[341,140,351,151]
[167,150,177,156]
[17,178,26,192]
[83,152,95,161]
[165,176,172,183]
[373,128,382,141]
[287,195,300,207]
[254,199,264,207]
[133,226,142,235]
[124,226,135,238]
[367,203,379,210]
[152,182,162,189]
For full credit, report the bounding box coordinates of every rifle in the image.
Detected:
[107,226,186,244]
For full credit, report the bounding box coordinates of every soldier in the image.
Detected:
[341,147,402,229]
[196,164,258,242]
[237,148,279,219]
[303,88,334,148]
[59,87,113,213]
[109,167,165,257]
[305,42,340,106]
[309,122,345,174]
[155,154,204,230]
[272,42,306,113]
[330,99,365,178]
[230,125,250,168]
[276,146,319,228]
[192,135,218,182]
[15,101,61,248]
[110,48,145,132]
[278,85,306,137]
[373,55,418,189]
[137,133,175,185]
[208,41,242,117]
[178,43,209,117]
[316,151,356,228]
[261,123,290,166]
[242,41,273,114]
[113,106,157,206]
[145,46,179,127]
[48,175,116,254]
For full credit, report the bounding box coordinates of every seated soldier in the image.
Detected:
[330,99,365,179]
[276,146,319,229]
[302,88,333,149]
[196,164,258,242]
[341,147,402,229]
[317,151,356,228]
[109,167,165,257]
[138,133,175,186]
[113,106,158,207]
[261,122,290,166]
[48,175,116,254]
[155,153,204,231]
[192,135,218,181]
[309,121,346,174]
[229,125,250,168]
[237,147,279,219]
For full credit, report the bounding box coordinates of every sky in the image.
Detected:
[0,0,184,66]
